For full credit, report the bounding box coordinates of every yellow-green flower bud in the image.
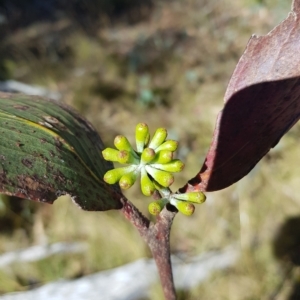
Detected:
[155,140,178,152]
[148,199,167,215]
[141,148,156,164]
[145,166,174,187]
[135,123,149,153]
[114,135,134,152]
[103,166,135,184]
[152,179,166,192]
[177,201,195,216]
[119,170,139,190]
[152,150,173,164]
[102,148,120,162]
[148,128,167,149]
[173,192,206,204]
[141,168,156,196]
[172,200,195,216]
[145,133,150,147]
[152,159,184,173]
[117,150,139,164]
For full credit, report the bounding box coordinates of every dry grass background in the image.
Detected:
[0,0,299,299]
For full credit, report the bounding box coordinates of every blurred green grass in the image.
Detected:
[0,0,298,299]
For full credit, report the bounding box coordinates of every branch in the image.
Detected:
[120,197,177,300]
[120,196,150,235]
[147,205,177,300]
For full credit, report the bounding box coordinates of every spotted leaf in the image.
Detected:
[0,93,123,211]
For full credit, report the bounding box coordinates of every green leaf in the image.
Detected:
[0,93,123,211]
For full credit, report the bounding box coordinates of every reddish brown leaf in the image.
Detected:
[180,0,300,192]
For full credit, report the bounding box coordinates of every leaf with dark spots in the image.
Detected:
[180,0,300,193]
[0,93,123,211]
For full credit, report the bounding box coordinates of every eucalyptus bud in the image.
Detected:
[119,170,139,190]
[145,166,174,187]
[171,199,195,216]
[141,148,156,164]
[173,192,206,204]
[148,128,167,149]
[135,123,149,153]
[152,159,184,173]
[114,135,135,152]
[152,150,173,164]
[144,133,150,147]
[103,166,135,184]
[155,140,178,152]
[148,199,168,215]
[102,148,120,162]
[117,150,139,164]
[141,168,156,196]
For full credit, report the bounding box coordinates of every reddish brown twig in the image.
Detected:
[120,197,177,300]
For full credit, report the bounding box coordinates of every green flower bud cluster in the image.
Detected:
[102,123,206,216]
[102,123,183,196]
[148,191,206,216]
